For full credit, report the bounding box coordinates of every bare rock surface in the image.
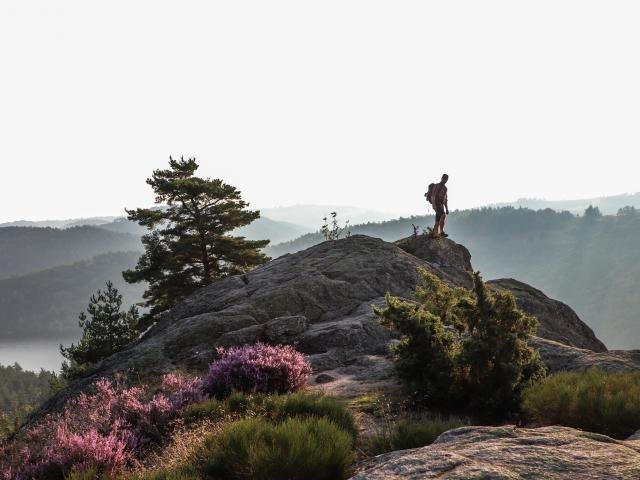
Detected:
[395,234,474,289]
[531,336,640,373]
[489,278,607,352]
[350,425,640,479]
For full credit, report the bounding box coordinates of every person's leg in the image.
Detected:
[433,209,443,236]
[440,213,448,236]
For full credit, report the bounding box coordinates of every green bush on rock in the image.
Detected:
[522,367,640,439]
[374,269,546,417]
[269,393,359,441]
[203,417,355,480]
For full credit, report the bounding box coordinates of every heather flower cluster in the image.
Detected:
[204,343,313,397]
[0,344,312,479]
[1,373,203,479]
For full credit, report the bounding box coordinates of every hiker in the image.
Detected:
[426,174,449,237]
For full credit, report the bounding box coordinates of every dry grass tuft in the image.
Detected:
[141,419,223,474]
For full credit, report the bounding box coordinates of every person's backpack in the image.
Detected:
[425,183,439,207]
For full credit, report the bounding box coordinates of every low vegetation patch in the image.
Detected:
[522,367,640,439]
[0,373,205,479]
[374,269,546,417]
[203,417,354,480]
[270,393,358,441]
[135,393,357,480]
[182,391,357,440]
[365,415,467,456]
[1,343,316,479]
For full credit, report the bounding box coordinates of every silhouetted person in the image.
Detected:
[431,174,449,237]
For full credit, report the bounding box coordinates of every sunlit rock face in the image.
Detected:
[350,425,640,480]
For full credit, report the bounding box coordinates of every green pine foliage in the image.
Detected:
[374,269,546,417]
[124,157,270,315]
[522,368,640,439]
[0,363,55,437]
[60,281,139,379]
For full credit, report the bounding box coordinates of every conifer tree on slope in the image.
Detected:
[124,157,270,315]
[60,281,139,378]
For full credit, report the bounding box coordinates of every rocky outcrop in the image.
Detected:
[395,234,474,289]
[36,235,470,412]
[351,426,640,479]
[489,278,607,352]
[34,234,616,415]
[396,236,607,354]
[531,337,640,373]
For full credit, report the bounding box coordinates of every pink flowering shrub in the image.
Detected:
[0,346,312,478]
[39,422,130,477]
[162,373,207,410]
[204,343,313,397]
[1,373,205,479]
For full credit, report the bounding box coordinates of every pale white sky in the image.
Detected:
[1,1,639,223]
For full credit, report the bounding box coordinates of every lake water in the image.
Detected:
[0,336,77,372]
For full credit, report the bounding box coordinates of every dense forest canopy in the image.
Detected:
[0,363,54,437]
[0,252,145,338]
[268,206,640,349]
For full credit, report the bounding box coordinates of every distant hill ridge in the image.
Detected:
[0,251,145,339]
[0,226,142,279]
[494,192,640,215]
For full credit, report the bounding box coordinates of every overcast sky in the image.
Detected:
[1,1,639,222]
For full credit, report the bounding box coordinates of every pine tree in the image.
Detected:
[123,157,270,315]
[584,205,602,220]
[60,281,139,378]
[457,272,546,415]
[374,269,546,417]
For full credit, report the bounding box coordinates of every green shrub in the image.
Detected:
[365,416,466,455]
[127,469,201,480]
[65,468,109,480]
[522,367,640,439]
[182,398,226,424]
[182,392,358,443]
[182,392,270,424]
[202,417,354,480]
[177,392,357,479]
[374,269,546,416]
[268,393,358,441]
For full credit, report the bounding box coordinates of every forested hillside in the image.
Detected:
[268,206,640,349]
[0,226,142,279]
[496,192,640,215]
[0,364,53,437]
[0,252,145,338]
